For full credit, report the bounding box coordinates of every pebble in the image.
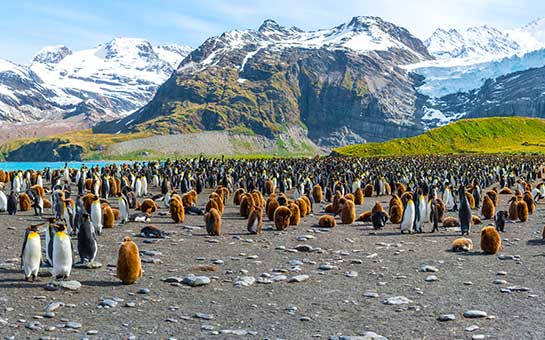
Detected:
[465,325,480,332]
[437,314,455,321]
[43,312,55,318]
[420,265,439,272]
[234,276,256,287]
[272,275,287,282]
[211,259,224,265]
[182,275,211,287]
[472,335,486,340]
[288,275,310,283]
[220,329,253,336]
[73,261,102,269]
[98,299,118,308]
[201,324,215,331]
[295,244,314,252]
[507,286,530,292]
[350,259,363,264]
[87,330,98,335]
[125,302,136,308]
[463,281,474,286]
[65,321,82,329]
[345,271,358,278]
[138,288,150,294]
[299,316,312,321]
[45,302,64,312]
[289,260,304,266]
[363,291,379,298]
[463,310,488,318]
[25,321,42,331]
[382,296,412,305]
[425,275,438,282]
[319,264,335,271]
[194,313,214,320]
[496,271,507,276]
[500,288,512,293]
[494,279,507,285]
[163,277,183,283]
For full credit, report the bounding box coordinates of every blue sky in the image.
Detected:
[1,0,542,64]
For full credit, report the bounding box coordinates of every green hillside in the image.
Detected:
[334,117,545,157]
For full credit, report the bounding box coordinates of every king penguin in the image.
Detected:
[77,214,97,264]
[21,224,42,281]
[400,197,416,234]
[458,185,472,236]
[90,195,103,235]
[51,224,73,279]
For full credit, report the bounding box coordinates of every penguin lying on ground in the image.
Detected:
[140,225,167,239]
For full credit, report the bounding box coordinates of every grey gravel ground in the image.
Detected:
[1,187,545,339]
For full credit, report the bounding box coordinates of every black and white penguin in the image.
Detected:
[21,224,42,281]
[77,214,97,264]
[0,191,6,212]
[371,210,388,230]
[458,185,472,236]
[7,191,17,215]
[51,224,73,279]
[117,193,129,224]
[494,210,507,233]
[400,197,416,234]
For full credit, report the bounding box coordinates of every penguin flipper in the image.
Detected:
[20,229,29,269]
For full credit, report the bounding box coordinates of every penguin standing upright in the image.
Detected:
[77,214,97,263]
[7,191,17,215]
[458,185,472,236]
[0,191,7,212]
[117,193,129,224]
[400,197,416,234]
[413,191,427,233]
[51,224,73,279]
[44,217,57,266]
[117,236,142,285]
[21,224,42,281]
[90,195,103,235]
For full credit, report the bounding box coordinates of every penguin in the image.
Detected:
[140,225,166,239]
[288,202,301,226]
[247,207,263,234]
[516,200,529,222]
[266,197,279,221]
[233,188,246,206]
[77,214,97,264]
[356,211,372,222]
[90,195,103,235]
[442,186,455,211]
[480,226,501,254]
[354,188,364,205]
[169,198,185,223]
[371,211,388,230]
[295,198,308,218]
[240,193,255,218]
[312,184,323,203]
[140,198,157,215]
[117,193,129,224]
[103,205,115,229]
[21,224,42,281]
[44,217,57,266]
[458,185,472,236]
[481,195,495,220]
[273,206,292,231]
[363,183,374,197]
[0,191,7,212]
[134,176,143,197]
[51,224,73,280]
[205,208,222,236]
[19,192,31,211]
[339,198,355,224]
[494,210,507,232]
[451,238,473,252]
[117,236,142,285]
[400,198,415,234]
[413,191,427,233]
[317,215,336,228]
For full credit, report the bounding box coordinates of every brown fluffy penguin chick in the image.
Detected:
[443,216,460,228]
[209,192,224,214]
[356,211,372,222]
[312,184,323,203]
[288,203,301,226]
[117,236,142,285]
[274,206,292,231]
[480,226,502,254]
[182,190,197,208]
[471,215,482,225]
[295,198,308,217]
[340,199,356,224]
[523,192,536,214]
[19,193,31,211]
[85,178,93,190]
[169,198,185,223]
[252,190,265,209]
[205,208,222,236]
[240,193,255,218]
[302,195,313,214]
[499,187,513,195]
[354,188,364,205]
[486,190,499,207]
[452,237,473,252]
[233,188,246,206]
[83,193,95,213]
[265,180,275,195]
[388,203,403,224]
[140,198,157,215]
[332,191,343,212]
[215,186,230,202]
[481,195,495,220]
[247,208,263,234]
[466,192,475,209]
[395,182,406,197]
[318,215,336,228]
[31,184,45,198]
[108,177,118,196]
[508,197,519,220]
[266,198,279,221]
[112,208,121,220]
[517,200,529,222]
[103,205,115,229]
[205,199,219,214]
[324,203,335,214]
[364,183,374,197]
[372,201,384,214]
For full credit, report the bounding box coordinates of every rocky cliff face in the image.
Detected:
[94,17,432,147]
[5,140,83,161]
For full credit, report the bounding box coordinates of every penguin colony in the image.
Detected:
[5,154,545,289]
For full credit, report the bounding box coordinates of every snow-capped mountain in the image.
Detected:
[425,25,520,60]
[96,17,431,146]
[0,38,191,124]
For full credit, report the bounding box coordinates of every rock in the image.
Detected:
[472,335,486,340]
[55,280,81,291]
[43,312,55,318]
[138,288,150,294]
[506,286,530,292]
[494,279,507,285]
[463,310,487,318]
[98,299,118,308]
[319,264,335,271]
[272,275,287,282]
[299,316,312,321]
[351,259,363,264]
[194,313,214,320]
[465,325,479,332]
[87,330,98,335]
[345,271,358,278]
[288,260,304,266]
[363,291,379,298]
[382,296,412,305]
[182,275,211,287]
[463,281,473,286]
[500,288,512,293]
[288,275,310,283]
[234,276,256,287]
[125,302,136,308]
[437,314,455,321]
[201,324,215,331]
[295,244,313,252]
[220,329,251,336]
[496,271,507,276]
[420,265,439,272]
[163,277,184,283]
[211,259,224,265]
[425,275,438,282]
[338,331,388,339]
[65,321,82,329]
[45,302,64,312]
[73,262,102,269]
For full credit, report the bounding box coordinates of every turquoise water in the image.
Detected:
[0,161,128,171]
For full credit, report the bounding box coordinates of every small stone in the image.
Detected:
[363,291,379,298]
[98,299,118,308]
[463,281,473,286]
[138,288,150,294]
[201,324,215,331]
[420,265,439,272]
[288,260,304,266]
[494,279,507,285]
[345,271,358,278]
[507,286,530,292]
[425,275,438,282]
[182,275,210,287]
[87,330,98,335]
[472,335,486,340]
[163,277,184,283]
[350,259,363,264]
[272,275,287,282]
[211,259,224,265]
[220,329,251,336]
[437,314,455,321]
[299,316,311,321]
[73,261,102,269]
[288,275,309,283]
[125,302,136,308]
[45,302,64,312]
[382,296,412,305]
[194,313,214,320]
[295,244,313,252]
[65,321,82,329]
[234,276,256,287]
[43,312,55,318]
[463,310,488,318]
[25,321,42,331]
[465,325,480,332]
[496,271,507,276]
[318,264,334,271]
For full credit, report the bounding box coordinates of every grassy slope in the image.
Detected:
[334,117,545,157]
